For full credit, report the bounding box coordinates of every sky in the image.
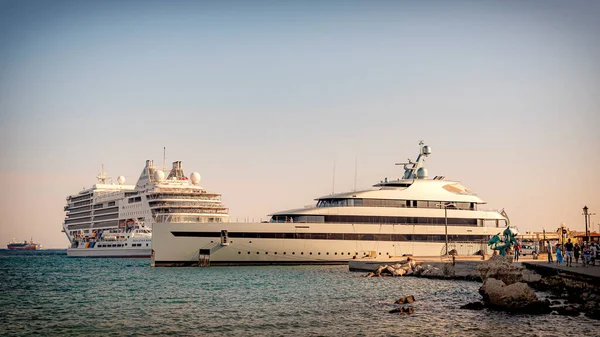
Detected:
[0,0,599,248]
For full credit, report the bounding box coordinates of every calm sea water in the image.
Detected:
[0,250,598,336]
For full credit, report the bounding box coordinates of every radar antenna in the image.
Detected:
[395,141,431,179]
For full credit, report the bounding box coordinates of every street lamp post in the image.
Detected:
[543,228,546,252]
[583,206,589,243]
[437,202,457,256]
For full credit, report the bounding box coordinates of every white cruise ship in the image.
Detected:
[63,160,229,257]
[152,142,510,266]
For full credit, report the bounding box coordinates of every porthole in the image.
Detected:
[326,252,329,255]
[378,252,381,255]
[386,252,389,255]
[318,252,321,255]
[256,252,259,254]
[292,252,295,255]
[301,252,304,255]
[283,252,286,255]
[340,252,343,255]
[248,252,251,254]
[348,252,350,255]
[275,252,278,255]
[355,252,358,255]
[265,252,269,255]
[335,252,338,255]
[309,252,312,255]
[238,252,241,254]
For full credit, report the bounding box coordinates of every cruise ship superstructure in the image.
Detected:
[152,142,510,266]
[63,161,228,257]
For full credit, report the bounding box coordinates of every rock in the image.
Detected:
[478,255,523,285]
[389,306,414,314]
[479,278,538,312]
[585,308,600,320]
[523,301,552,315]
[460,302,485,310]
[395,295,415,304]
[556,306,580,317]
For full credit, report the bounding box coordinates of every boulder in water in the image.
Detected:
[479,278,538,313]
[478,255,523,285]
[395,295,415,304]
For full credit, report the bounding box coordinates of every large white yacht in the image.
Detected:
[63,161,228,257]
[152,142,510,266]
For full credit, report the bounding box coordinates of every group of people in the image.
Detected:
[547,239,598,267]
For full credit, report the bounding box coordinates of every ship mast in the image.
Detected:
[96,164,110,184]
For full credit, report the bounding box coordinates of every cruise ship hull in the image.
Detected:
[152,221,497,266]
[67,247,151,258]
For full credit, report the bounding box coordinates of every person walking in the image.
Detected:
[556,244,563,265]
[592,243,598,266]
[514,240,521,261]
[574,243,581,265]
[583,244,591,267]
[546,240,553,264]
[565,239,574,267]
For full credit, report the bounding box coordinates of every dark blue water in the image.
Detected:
[1,250,598,336]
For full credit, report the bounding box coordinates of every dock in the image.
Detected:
[522,261,600,284]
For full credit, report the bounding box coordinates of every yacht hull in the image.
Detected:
[152,221,497,266]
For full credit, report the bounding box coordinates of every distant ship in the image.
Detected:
[7,239,42,250]
[63,160,229,257]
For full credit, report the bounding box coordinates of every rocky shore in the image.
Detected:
[460,256,600,319]
[363,256,600,320]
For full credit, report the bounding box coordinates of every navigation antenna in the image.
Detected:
[353,154,358,192]
[163,147,166,172]
[332,160,336,195]
[96,164,110,184]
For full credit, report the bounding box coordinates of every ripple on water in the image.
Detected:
[0,250,599,336]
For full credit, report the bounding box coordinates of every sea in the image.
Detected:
[1,250,598,337]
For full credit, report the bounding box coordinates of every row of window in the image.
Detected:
[72,200,92,207]
[146,193,221,201]
[94,207,119,215]
[173,231,489,242]
[270,215,478,226]
[155,215,227,223]
[65,217,92,224]
[238,251,365,256]
[152,208,229,215]
[128,196,142,204]
[96,243,149,248]
[316,198,475,211]
[93,214,118,221]
[67,211,92,218]
[69,193,92,203]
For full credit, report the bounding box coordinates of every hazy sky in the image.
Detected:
[1,0,599,248]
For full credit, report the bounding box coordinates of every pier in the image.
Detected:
[522,261,600,285]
